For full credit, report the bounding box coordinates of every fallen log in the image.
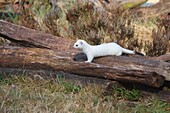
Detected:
[0,20,169,62]
[0,20,74,51]
[0,46,169,87]
[0,20,170,87]
[96,56,169,82]
[74,53,170,81]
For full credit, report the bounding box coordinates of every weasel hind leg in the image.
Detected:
[115,51,122,56]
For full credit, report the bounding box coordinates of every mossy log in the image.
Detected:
[0,46,169,88]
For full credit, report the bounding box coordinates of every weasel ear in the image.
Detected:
[80,41,83,45]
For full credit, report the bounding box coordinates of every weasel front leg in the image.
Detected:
[85,54,94,63]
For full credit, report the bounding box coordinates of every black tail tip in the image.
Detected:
[135,51,145,56]
[104,0,110,3]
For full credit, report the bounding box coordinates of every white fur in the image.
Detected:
[73,39,135,62]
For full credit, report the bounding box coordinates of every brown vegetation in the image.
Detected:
[145,13,170,56]
[1,0,169,56]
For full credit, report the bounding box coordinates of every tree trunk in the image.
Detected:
[0,46,167,88]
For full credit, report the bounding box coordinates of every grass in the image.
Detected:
[1,0,169,55]
[0,74,169,113]
[112,85,140,101]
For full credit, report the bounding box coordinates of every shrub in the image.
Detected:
[145,14,170,56]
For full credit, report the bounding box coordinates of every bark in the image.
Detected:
[0,46,168,88]
[74,53,170,81]
[0,20,74,51]
[148,54,170,62]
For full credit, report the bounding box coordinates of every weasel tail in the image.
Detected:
[121,48,144,56]
[121,48,135,54]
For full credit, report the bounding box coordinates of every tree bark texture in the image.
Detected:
[0,20,74,51]
[0,46,168,87]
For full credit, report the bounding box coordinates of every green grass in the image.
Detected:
[0,11,19,23]
[0,74,169,113]
[112,85,140,101]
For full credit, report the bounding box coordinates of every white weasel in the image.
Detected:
[73,39,137,63]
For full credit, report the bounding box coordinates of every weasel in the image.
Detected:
[73,39,143,63]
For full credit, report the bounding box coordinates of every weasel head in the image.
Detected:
[73,39,88,49]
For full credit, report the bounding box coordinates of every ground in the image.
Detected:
[0,74,169,112]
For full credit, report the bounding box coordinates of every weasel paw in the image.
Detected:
[85,61,91,63]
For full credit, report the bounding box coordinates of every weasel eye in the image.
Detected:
[76,44,78,47]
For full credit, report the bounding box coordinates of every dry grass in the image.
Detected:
[1,0,169,56]
[15,0,143,52]
[145,15,170,56]
[0,74,169,113]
